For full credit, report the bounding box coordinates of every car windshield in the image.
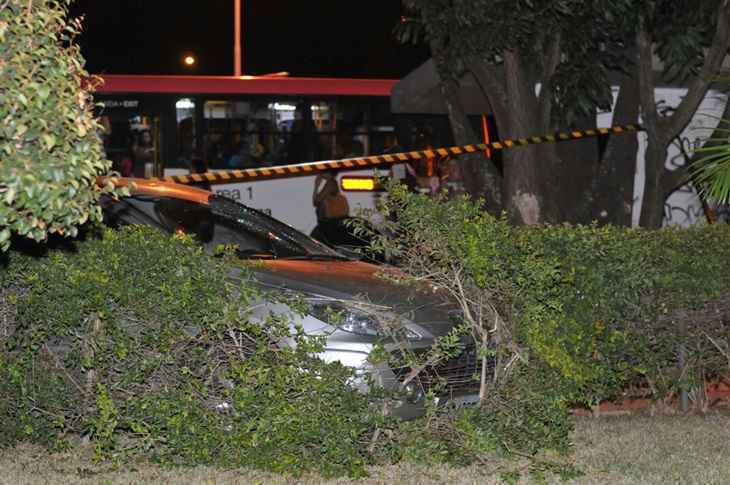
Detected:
[207,195,344,259]
[102,193,347,260]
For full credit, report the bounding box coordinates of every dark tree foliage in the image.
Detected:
[399,0,730,227]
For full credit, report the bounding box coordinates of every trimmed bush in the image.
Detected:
[0,226,377,477]
[361,183,730,456]
[3,185,729,476]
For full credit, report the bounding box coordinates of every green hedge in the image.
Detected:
[518,220,730,401]
[363,183,730,455]
[0,226,378,477]
[3,188,730,476]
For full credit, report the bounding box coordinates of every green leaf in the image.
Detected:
[4,187,15,205]
[42,134,56,150]
[38,85,51,100]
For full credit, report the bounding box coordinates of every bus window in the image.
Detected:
[112,117,159,177]
[203,100,233,169]
[202,99,311,168]
[310,99,394,159]
[132,124,159,178]
[198,97,396,169]
[310,100,369,159]
[175,98,196,172]
[95,97,164,177]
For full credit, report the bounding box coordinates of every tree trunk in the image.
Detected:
[638,2,730,228]
[471,52,568,224]
[439,75,502,208]
[501,49,557,224]
[640,142,669,228]
[582,67,640,226]
[556,114,601,224]
[430,43,503,210]
[636,22,664,229]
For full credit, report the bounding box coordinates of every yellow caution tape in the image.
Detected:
[153,124,642,185]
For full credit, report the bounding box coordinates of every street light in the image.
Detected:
[183,55,196,67]
[233,1,287,78]
[234,0,242,76]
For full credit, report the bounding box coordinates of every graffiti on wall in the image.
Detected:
[626,89,729,227]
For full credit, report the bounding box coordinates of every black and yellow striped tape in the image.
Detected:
[154,123,643,185]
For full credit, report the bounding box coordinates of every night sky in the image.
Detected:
[68,0,431,79]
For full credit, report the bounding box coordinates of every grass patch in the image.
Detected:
[1,413,729,484]
[571,413,730,484]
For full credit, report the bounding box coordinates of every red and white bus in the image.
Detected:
[94,74,400,234]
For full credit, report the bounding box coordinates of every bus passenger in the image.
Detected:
[227,139,252,168]
[120,146,134,178]
[205,132,226,169]
[132,130,155,178]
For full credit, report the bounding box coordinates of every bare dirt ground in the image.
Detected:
[2,413,729,484]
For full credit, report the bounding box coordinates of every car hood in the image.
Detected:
[247,259,458,339]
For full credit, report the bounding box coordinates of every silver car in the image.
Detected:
[102,178,480,418]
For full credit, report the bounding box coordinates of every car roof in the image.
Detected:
[100,177,212,205]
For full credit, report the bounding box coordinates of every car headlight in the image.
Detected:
[308,299,420,340]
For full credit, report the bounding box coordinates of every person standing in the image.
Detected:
[310,170,350,245]
[312,170,349,222]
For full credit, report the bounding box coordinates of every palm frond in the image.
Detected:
[692,147,730,203]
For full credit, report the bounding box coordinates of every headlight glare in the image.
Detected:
[308,299,420,340]
[340,309,380,336]
[309,301,380,336]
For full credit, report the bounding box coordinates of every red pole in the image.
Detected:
[481,114,492,158]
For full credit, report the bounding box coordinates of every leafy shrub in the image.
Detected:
[0,0,116,251]
[521,222,730,400]
[361,183,730,457]
[0,226,377,477]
